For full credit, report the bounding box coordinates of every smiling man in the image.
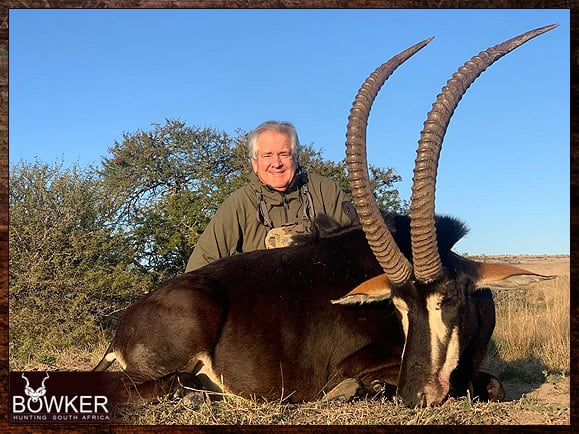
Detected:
[250,128,296,191]
[185,120,358,272]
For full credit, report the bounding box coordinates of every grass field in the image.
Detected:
[10,255,570,425]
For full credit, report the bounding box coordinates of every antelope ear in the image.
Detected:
[474,262,555,290]
[331,274,393,305]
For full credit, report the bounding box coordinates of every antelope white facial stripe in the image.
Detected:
[439,327,460,390]
[392,296,409,361]
[427,293,445,370]
[392,296,409,337]
[426,293,460,385]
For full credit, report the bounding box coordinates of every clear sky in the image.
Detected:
[8,8,570,255]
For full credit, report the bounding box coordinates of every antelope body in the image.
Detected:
[94,25,556,407]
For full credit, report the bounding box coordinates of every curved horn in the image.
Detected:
[410,24,559,283]
[40,372,50,388]
[346,38,433,284]
[21,373,31,389]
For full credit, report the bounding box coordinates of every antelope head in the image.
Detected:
[336,24,558,407]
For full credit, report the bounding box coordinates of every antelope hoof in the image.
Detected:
[370,379,386,393]
[486,375,505,402]
[324,378,364,401]
[170,372,203,400]
[470,372,505,402]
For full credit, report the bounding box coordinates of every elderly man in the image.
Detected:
[185,120,357,272]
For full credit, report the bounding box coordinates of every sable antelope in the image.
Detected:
[94,24,556,407]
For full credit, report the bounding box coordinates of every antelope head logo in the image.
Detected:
[21,373,49,402]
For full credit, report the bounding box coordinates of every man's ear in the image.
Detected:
[331,274,393,305]
[251,157,258,173]
[473,262,554,290]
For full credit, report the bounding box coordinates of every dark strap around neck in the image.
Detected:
[256,185,315,230]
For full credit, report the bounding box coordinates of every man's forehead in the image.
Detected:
[257,138,291,151]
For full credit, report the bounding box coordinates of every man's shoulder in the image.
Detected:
[224,183,259,205]
[306,172,341,190]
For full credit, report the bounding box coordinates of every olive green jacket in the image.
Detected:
[185,171,355,272]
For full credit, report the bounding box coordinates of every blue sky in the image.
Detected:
[9,8,569,255]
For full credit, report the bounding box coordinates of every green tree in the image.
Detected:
[299,145,409,214]
[9,160,150,366]
[99,119,249,281]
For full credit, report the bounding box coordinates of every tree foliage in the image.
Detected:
[299,146,408,214]
[9,160,151,365]
[99,120,250,280]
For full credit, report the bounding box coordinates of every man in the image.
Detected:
[185,120,357,272]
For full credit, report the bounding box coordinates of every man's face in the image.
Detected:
[251,130,296,192]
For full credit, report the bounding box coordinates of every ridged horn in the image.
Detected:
[346,38,433,285]
[410,24,559,283]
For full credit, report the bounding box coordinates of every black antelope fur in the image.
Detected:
[93,26,556,408]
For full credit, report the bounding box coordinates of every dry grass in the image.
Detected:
[111,386,568,425]
[480,255,570,383]
[491,275,569,374]
[10,255,570,425]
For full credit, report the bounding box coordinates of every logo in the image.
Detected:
[22,373,49,402]
[10,372,114,424]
